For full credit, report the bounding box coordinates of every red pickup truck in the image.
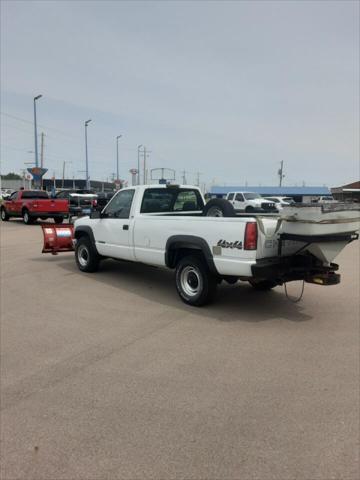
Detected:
[0,190,69,224]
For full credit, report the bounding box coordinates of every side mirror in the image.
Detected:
[90,210,107,219]
[90,210,101,219]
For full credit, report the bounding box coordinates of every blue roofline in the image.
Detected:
[210,186,330,196]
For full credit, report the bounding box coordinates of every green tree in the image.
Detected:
[1,172,22,180]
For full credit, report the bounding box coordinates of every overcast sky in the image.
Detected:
[1,0,359,187]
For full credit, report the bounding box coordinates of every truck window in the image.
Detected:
[227,193,234,200]
[104,189,134,218]
[9,192,19,201]
[235,193,244,201]
[21,191,49,199]
[141,188,203,213]
[173,191,201,211]
[56,191,70,199]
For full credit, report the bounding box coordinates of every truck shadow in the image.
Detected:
[45,256,313,323]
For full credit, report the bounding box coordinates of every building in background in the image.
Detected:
[331,181,360,202]
[42,178,115,192]
[209,186,331,203]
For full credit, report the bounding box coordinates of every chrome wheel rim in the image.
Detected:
[1,210,5,220]
[78,245,89,267]
[180,266,202,297]
[206,206,224,217]
[24,212,29,223]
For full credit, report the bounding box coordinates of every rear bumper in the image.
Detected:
[251,254,339,284]
[30,212,67,217]
[69,206,93,216]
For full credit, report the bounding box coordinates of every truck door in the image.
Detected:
[92,189,135,260]
[5,191,18,214]
[233,193,245,210]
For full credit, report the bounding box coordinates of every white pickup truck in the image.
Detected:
[73,185,358,306]
[226,191,277,213]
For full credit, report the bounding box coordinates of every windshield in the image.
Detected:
[243,192,261,200]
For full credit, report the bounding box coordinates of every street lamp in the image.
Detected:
[137,144,143,185]
[116,135,122,181]
[33,94,42,168]
[84,119,92,189]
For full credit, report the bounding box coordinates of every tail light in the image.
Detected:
[92,199,97,207]
[244,222,257,250]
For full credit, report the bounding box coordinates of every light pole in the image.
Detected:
[137,145,143,185]
[116,135,122,181]
[62,161,72,188]
[84,119,92,189]
[33,95,42,168]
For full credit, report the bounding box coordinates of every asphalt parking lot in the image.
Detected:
[1,219,359,480]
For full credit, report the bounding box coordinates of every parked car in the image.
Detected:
[0,189,14,201]
[95,191,115,210]
[264,196,295,210]
[55,189,98,217]
[1,190,69,224]
[314,195,338,204]
[226,191,277,212]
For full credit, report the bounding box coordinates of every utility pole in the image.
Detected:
[116,135,122,181]
[143,146,147,184]
[40,132,45,168]
[181,170,187,185]
[33,94,42,168]
[84,119,92,189]
[143,147,151,184]
[137,145,143,185]
[278,160,285,187]
[195,171,202,187]
[62,161,66,188]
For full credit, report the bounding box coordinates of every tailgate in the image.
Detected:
[30,199,69,213]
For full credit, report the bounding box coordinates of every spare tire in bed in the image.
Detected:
[203,198,235,217]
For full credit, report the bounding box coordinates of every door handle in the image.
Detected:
[123,224,129,230]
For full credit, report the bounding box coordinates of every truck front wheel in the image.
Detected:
[54,216,64,224]
[22,209,34,225]
[75,236,100,272]
[1,208,9,221]
[175,255,217,306]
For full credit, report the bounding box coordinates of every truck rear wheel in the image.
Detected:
[175,255,217,306]
[75,236,100,272]
[248,279,278,291]
[1,207,9,221]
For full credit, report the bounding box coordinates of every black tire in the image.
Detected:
[40,216,48,220]
[75,236,100,273]
[248,279,278,291]
[203,198,235,217]
[22,209,34,225]
[245,205,255,213]
[1,207,9,221]
[54,216,64,224]
[175,255,217,306]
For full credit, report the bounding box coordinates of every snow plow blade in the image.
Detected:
[41,224,74,255]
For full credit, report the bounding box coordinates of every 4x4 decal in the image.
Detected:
[217,239,243,250]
